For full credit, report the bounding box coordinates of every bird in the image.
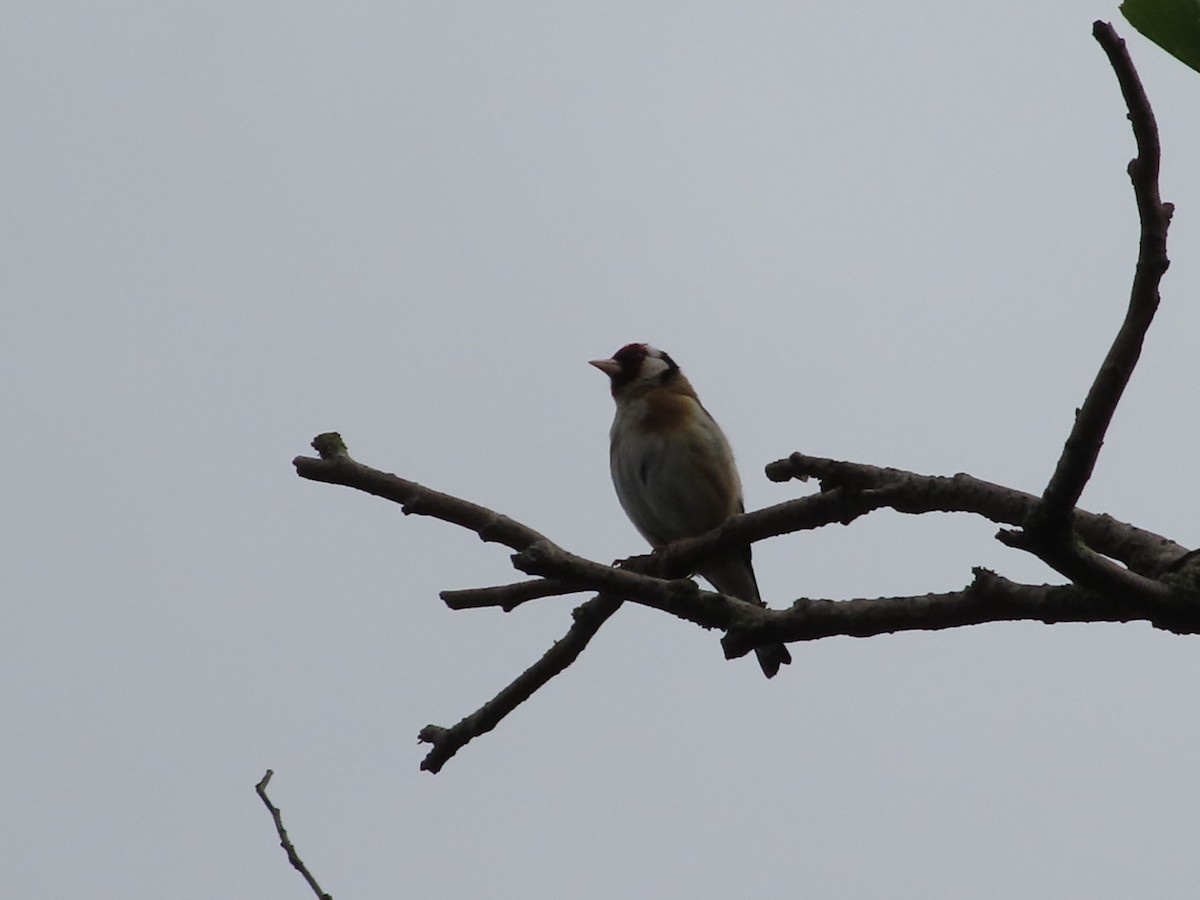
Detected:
[589,342,792,678]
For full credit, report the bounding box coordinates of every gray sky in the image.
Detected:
[6,2,1200,897]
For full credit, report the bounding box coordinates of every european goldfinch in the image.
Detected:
[590,343,792,678]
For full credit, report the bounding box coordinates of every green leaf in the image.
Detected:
[1120,0,1200,74]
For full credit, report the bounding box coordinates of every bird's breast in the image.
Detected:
[608,392,742,546]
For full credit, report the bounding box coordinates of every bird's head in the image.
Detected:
[589,343,681,400]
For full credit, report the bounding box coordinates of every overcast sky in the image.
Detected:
[6,2,1200,897]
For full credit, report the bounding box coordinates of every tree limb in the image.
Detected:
[719,566,1196,660]
[765,454,1186,575]
[295,435,1196,771]
[1020,21,1173,550]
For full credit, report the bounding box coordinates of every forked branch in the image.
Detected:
[290,23,1192,772]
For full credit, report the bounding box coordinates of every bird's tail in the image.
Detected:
[699,549,793,679]
[754,642,793,679]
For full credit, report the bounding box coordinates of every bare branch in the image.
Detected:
[255,770,333,900]
[766,453,1188,576]
[418,594,623,773]
[1028,22,1173,536]
[289,26,1192,773]
[768,452,1184,609]
[420,548,793,770]
[721,568,1176,661]
[510,531,1198,654]
[294,434,549,552]
[295,436,638,771]
[986,23,1176,595]
[295,434,1195,761]
[514,540,769,632]
[995,527,1176,609]
[441,578,588,611]
[296,433,1195,771]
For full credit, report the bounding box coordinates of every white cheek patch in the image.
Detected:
[636,355,672,383]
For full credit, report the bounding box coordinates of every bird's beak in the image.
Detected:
[589,358,621,378]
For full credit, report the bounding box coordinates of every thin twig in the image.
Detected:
[255,771,333,900]
[418,594,623,773]
[294,434,550,551]
[440,578,588,611]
